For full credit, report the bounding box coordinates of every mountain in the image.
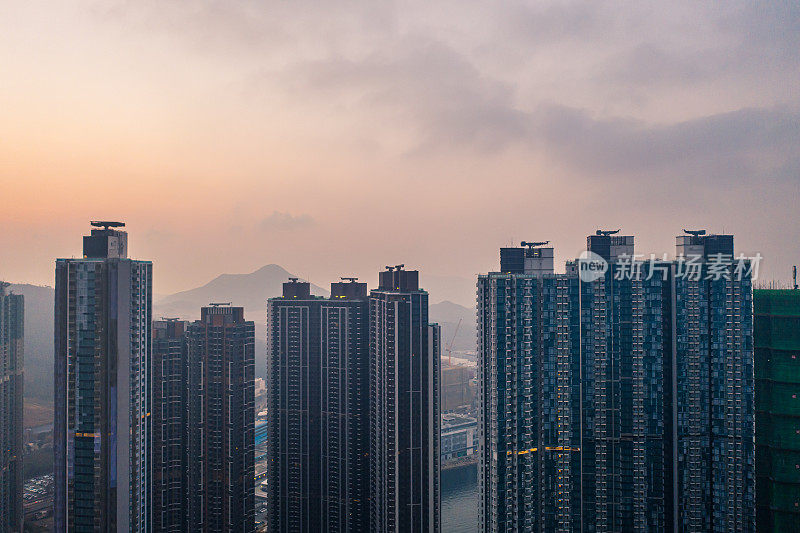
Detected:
[9,265,323,403]
[423,274,475,308]
[8,284,54,403]
[154,264,327,321]
[155,265,330,383]
[9,270,478,406]
[429,300,476,356]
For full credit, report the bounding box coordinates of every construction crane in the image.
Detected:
[445,317,462,366]
[340,277,359,283]
[596,229,620,236]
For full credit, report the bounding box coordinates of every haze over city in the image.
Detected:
[2,1,798,294]
[3,2,800,533]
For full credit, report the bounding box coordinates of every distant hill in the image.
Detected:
[424,274,475,308]
[9,269,478,406]
[430,300,476,355]
[154,264,328,321]
[8,284,54,403]
[155,264,330,383]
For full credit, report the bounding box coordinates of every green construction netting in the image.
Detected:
[755,290,800,317]
[757,349,800,382]
[763,480,800,513]
[756,316,800,351]
[772,511,800,531]
[757,383,800,416]
[757,447,800,484]
[757,413,800,448]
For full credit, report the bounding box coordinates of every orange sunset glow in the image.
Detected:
[1,1,798,297]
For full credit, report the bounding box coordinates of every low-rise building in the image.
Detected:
[441,413,477,461]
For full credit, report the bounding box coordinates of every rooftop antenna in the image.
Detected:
[596,229,620,236]
[683,229,706,236]
[521,241,549,248]
[90,220,125,229]
[209,302,231,307]
[794,266,798,290]
[341,277,358,283]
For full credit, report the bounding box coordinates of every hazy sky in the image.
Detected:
[1,1,798,296]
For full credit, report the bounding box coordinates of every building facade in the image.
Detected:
[441,365,476,411]
[266,278,370,532]
[581,234,671,532]
[755,289,800,531]
[54,222,152,532]
[478,233,755,532]
[152,319,189,532]
[477,249,581,532]
[0,283,24,532]
[186,305,255,533]
[673,233,754,532]
[441,414,477,461]
[369,267,440,532]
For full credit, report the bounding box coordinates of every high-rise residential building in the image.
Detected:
[755,289,800,531]
[152,319,189,532]
[580,234,672,531]
[478,244,582,532]
[54,221,152,532]
[369,266,440,532]
[266,278,370,532]
[478,232,754,532]
[186,305,255,532]
[0,282,24,532]
[673,232,754,532]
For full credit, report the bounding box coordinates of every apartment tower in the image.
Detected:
[54,221,152,532]
[369,266,440,532]
[152,319,189,532]
[0,282,24,532]
[266,278,370,532]
[478,232,754,532]
[186,305,255,532]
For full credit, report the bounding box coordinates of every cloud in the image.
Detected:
[274,37,528,152]
[38,1,800,194]
[99,1,800,121]
[6,0,799,286]
[274,32,800,191]
[530,105,800,185]
[258,211,315,231]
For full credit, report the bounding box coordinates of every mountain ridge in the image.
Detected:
[10,266,478,405]
[155,263,328,321]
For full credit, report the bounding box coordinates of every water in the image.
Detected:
[441,463,479,532]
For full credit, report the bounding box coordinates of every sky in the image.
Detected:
[1,1,798,297]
